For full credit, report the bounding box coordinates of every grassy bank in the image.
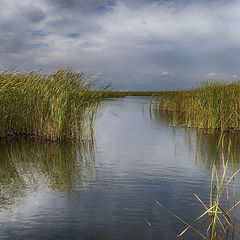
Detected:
[154,81,240,131]
[0,68,100,140]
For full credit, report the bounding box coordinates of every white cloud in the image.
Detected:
[206,72,225,78]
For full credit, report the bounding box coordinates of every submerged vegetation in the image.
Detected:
[154,81,240,132]
[0,68,101,140]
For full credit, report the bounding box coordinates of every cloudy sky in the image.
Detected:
[1,0,240,90]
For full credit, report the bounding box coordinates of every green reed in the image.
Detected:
[154,81,240,131]
[180,135,240,239]
[0,68,101,140]
[156,134,240,239]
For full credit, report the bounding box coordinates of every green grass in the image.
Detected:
[179,135,240,239]
[154,81,240,131]
[156,134,240,239]
[0,68,101,140]
[0,68,162,140]
[91,90,161,98]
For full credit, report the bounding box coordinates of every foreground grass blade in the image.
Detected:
[155,200,208,239]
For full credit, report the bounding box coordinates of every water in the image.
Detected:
[0,97,240,239]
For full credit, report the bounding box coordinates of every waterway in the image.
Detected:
[0,97,239,239]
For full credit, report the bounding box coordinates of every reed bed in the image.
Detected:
[0,68,101,140]
[154,81,240,131]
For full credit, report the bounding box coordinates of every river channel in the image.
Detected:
[0,97,240,239]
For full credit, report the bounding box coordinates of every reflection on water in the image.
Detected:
[0,97,240,240]
[149,107,240,239]
[0,138,97,209]
[151,109,240,170]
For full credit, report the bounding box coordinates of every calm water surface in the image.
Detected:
[0,97,240,239]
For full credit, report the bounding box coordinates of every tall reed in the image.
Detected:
[156,134,240,239]
[180,135,240,239]
[154,81,240,131]
[0,68,100,140]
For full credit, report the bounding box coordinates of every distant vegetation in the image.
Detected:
[154,82,240,132]
[0,68,101,140]
[91,90,160,98]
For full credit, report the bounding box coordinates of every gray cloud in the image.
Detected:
[0,0,240,89]
[45,0,115,13]
[23,7,46,23]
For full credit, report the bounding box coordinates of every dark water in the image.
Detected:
[0,97,240,239]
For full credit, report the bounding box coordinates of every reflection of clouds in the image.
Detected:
[1,97,239,239]
[0,191,50,222]
[0,138,97,210]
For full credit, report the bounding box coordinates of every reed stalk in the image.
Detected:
[156,134,240,239]
[154,81,240,131]
[0,68,101,140]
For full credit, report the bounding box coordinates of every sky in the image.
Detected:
[0,0,240,90]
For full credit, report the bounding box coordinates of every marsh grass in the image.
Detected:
[156,134,240,239]
[154,81,240,131]
[92,90,160,98]
[0,68,101,140]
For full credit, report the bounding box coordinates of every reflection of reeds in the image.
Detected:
[195,133,240,170]
[154,82,240,131]
[156,135,240,239]
[180,135,240,239]
[0,68,100,140]
[0,137,97,208]
[151,108,240,169]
